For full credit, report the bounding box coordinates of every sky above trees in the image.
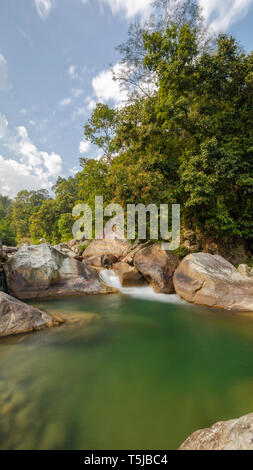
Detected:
[0,0,253,197]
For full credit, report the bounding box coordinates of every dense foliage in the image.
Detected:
[0,0,252,247]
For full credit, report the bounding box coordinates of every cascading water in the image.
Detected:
[99,269,184,304]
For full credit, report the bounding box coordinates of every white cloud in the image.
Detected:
[70,165,80,175]
[72,106,87,120]
[89,0,253,31]
[79,140,91,153]
[68,64,78,80]
[98,0,152,18]
[199,0,253,31]
[85,96,96,111]
[0,54,9,91]
[92,63,128,105]
[35,0,53,20]
[72,88,84,98]
[59,97,72,107]
[0,116,62,197]
[0,113,8,138]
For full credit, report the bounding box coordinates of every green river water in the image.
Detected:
[1,290,253,450]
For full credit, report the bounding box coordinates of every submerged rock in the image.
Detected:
[134,244,179,294]
[0,292,60,337]
[173,253,253,311]
[5,243,112,300]
[179,413,253,450]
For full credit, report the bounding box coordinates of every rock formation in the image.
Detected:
[4,243,112,300]
[179,413,253,450]
[174,253,253,311]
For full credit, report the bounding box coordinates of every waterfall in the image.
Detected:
[99,269,183,304]
[0,266,8,294]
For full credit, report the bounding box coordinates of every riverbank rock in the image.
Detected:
[0,292,60,337]
[83,239,131,268]
[121,241,153,266]
[3,246,18,259]
[237,264,253,278]
[113,262,147,287]
[179,413,253,450]
[134,244,179,294]
[173,253,253,311]
[4,243,112,300]
[54,243,82,261]
[67,239,90,256]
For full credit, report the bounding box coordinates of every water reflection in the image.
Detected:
[0,295,253,450]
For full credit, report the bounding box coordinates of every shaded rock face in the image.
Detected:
[82,239,131,268]
[173,253,253,312]
[179,413,253,450]
[134,244,179,294]
[0,265,8,293]
[83,254,118,269]
[202,239,250,266]
[182,228,251,265]
[2,246,18,260]
[113,262,147,288]
[0,292,60,337]
[4,244,110,300]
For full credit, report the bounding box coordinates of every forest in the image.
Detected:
[0,0,252,248]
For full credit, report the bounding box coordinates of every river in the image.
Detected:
[1,271,253,450]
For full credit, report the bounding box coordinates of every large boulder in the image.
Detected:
[179,413,253,450]
[134,244,179,294]
[4,243,111,300]
[173,253,253,311]
[113,262,147,287]
[0,292,60,337]
[83,239,131,268]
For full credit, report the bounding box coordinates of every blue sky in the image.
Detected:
[0,0,252,198]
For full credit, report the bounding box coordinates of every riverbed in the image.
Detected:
[1,289,253,450]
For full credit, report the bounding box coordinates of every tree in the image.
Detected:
[0,195,16,246]
[12,190,49,241]
[84,104,118,161]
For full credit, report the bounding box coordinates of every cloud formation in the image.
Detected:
[0,54,9,91]
[0,114,62,197]
[200,0,253,31]
[98,0,152,18]
[97,0,253,31]
[0,113,8,138]
[59,97,72,107]
[68,65,78,80]
[92,63,128,105]
[35,0,53,20]
[79,140,91,153]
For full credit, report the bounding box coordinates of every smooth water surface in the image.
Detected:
[1,292,253,450]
